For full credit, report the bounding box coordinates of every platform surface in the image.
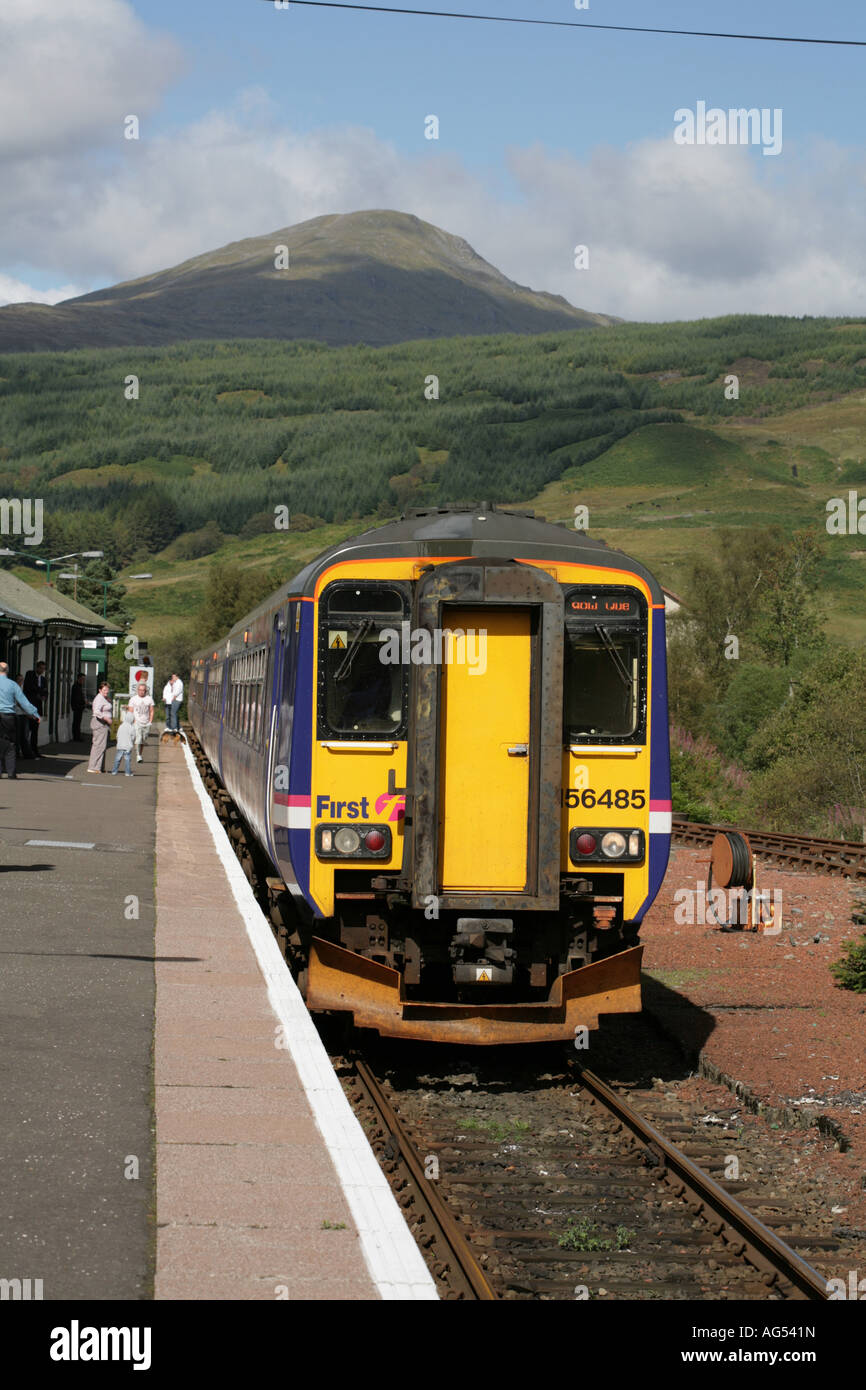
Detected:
[1,734,433,1301]
[0,740,156,1299]
[154,741,380,1300]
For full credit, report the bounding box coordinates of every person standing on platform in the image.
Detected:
[23,660,47,756]
[128,680,154,762]
[162,673,184,732]
[14,674,32,758]
[88,681,112,774]
[69,673,86,742]
[0,661,39,779]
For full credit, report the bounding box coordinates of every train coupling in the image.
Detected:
[450,917,515,986]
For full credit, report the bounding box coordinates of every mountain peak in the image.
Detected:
[0,210,616,353]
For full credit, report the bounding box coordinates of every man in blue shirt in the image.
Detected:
[0,661,40,778]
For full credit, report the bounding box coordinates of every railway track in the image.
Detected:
[673,816,866,880]
[337,1044,831,1302]
[183,727,837,1303]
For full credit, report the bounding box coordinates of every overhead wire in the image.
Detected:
[256,0,866,49]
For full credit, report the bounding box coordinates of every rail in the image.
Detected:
[673,816,866,880]
[575,1068,828,1301]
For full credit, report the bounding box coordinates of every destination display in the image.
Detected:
[567,591,641,619]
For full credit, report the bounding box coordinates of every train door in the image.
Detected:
[437,607,531,890]
[411,559,563,912]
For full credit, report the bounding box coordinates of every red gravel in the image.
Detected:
[641,844,866,1227]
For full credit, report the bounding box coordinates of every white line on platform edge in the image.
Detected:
[179,739,439,1302]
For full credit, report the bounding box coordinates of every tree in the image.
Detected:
[148,624,200,694]
[751,529,824,667]
[745,647,866,836]
[709,660,791,763]
[56,558,134,627]
[196,562,277,644]
[674,527,778,683]
[173,519,223,561]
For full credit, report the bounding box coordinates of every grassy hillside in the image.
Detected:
[2,312,866,646]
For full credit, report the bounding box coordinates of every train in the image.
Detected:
[189,503,671,1043]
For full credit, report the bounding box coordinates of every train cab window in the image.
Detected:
[563,588,646,743]
[319,584,408,738]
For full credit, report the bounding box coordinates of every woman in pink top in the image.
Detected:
[88,681,112,773]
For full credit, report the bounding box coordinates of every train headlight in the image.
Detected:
[334,827,360,854]
[315,824,392,859]
[569,828,644,865]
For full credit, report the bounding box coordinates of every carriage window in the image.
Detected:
[206,662,224,716]
[563,589,645,742]
[320,585,408,736]
[228,646,267,745]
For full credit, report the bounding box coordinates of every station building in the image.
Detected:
[0,571,124,741]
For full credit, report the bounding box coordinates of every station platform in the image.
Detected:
[0,733,435,1302]
[155,739,434,1300]
[0,739,155,1299]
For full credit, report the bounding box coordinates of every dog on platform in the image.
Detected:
[160,728,187,746]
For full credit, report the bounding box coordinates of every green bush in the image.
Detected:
[669,726,748,824]
[172,519,224,561]
[830,935,866,993]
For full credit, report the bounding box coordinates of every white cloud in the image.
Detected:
[0,0,181,159]
[463,139,866,319]
[0,274,84,307]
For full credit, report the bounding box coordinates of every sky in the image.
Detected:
[2,0,866,320]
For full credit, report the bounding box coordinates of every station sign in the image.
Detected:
[129,665,155,697]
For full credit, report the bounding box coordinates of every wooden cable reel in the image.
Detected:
[707,830,753,929]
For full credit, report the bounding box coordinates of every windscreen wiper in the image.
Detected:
[594,624,632,689]
[334,617,373,681]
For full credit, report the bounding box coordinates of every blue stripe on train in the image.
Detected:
[266,604,292,876]
[633,604,671,923]
[288,603,319,914]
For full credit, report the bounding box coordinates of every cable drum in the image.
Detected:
[707,831,754,928]
[709,831,753,889]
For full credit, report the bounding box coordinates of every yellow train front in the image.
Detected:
[191,503,672,1044]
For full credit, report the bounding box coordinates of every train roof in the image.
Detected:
[292,504,663,599]
[197,504,664,655]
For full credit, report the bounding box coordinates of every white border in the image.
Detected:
[180,740,439,1301]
